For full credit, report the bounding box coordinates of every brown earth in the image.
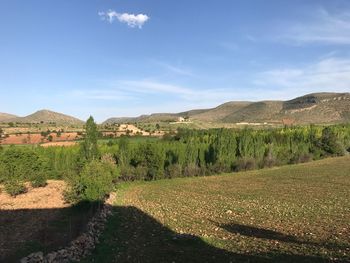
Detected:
[40,141,78,147]
[0,180,97,262]
[0,132,80,145]
[0,180,68,210]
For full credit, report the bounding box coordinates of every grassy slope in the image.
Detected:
[83,156,350,262]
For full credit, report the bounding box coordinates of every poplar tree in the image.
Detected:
[81,116,99,161]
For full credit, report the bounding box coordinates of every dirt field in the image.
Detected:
[0,180,68,210]
[0,180,96,262]
[0,132,80,145]
[40,141,78,147]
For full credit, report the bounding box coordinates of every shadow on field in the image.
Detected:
[220,222,301,243]
[219,222,349,253]
[85,206,331,263]
[0,201,100,263]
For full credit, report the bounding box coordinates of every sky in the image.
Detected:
[0,0,350,122]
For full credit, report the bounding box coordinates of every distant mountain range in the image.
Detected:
[0,110,84,126]
[1,92,349,126]
[104,92,350,125]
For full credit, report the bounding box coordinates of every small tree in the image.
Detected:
[0,128,3,144]
[321,127,344,156]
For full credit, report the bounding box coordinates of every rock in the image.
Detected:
[46,252,56,263]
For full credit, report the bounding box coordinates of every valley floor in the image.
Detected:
[84,156,350,262]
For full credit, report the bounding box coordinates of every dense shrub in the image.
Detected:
[4,180,27,196]
[234,158,257,172]
[165,164,183,179]
[64,160,117,203]
[0,147,48,192]
[30,172,47,188]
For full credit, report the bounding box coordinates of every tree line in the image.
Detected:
[1,119,349,200]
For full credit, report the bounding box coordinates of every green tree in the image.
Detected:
[131,142,164,180]
[80,116,99,161]
[321,127,344,156]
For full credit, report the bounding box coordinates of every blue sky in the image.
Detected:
[0,0,350,122]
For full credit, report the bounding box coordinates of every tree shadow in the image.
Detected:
[84,206,334,263]
[216,221,349,258]
[0,204,345,263]
[219,222,301,244]
[0,201,100,262]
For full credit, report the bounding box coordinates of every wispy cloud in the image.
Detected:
[254,57,350,97]
[70,89,135,101]
[153,61,195,77]
[120,80,193,95]
[279,8,350,45]
[98,10,149,28]
[119,80,252,103]
[71,79,243,105]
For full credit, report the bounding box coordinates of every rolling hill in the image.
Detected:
[2,110,84,126]
[104,92,350,125]
[0,113,18,122]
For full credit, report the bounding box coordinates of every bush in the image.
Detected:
[208,161,231,174]
[30,173,47,188]
[64,160,117,203]
[234,158,257,172]
[0,163,8,184]
[4,181,27,196]
[0,147,46,182]
[165,164,182,179]
[183,164,201,177]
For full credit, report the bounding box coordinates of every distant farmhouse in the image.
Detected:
[170,116,191,124]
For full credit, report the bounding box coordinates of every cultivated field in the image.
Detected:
[85,156,350,262]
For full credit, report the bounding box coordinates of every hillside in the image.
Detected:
[189,101,252,122]
[104,92,350,125]
[0,113,18,122]
[222,101,283,123]
[281,92,350,124]
[4,110,84,126]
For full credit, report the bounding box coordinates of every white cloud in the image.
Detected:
[279,8,350,45]
[99,10,149,28]
[254,57,350,98]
